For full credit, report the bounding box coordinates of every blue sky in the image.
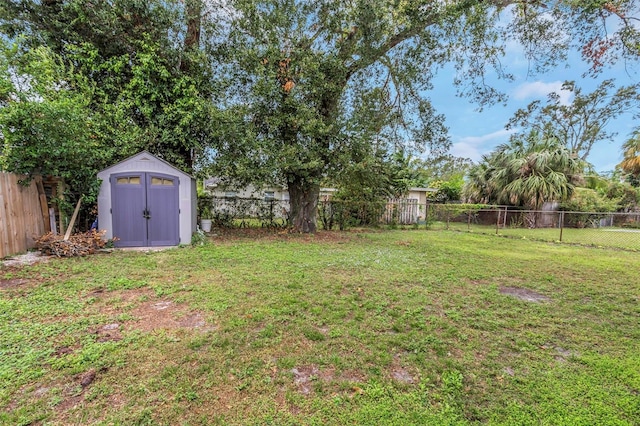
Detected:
[428,44,639,174]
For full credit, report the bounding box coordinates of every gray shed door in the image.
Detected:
[111,172,179,247]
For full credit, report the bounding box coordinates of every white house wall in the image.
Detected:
[208,184,289,201]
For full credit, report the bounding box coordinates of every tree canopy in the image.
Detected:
[203,0,640,230]
[506,79,640,162]
[0,0,216,215]
[1,0,640,231]
[464,132,584,209]
[1,0,215,174]
[0,42,106,198]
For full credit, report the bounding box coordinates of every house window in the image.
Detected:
[224,191,237,198]
[264,191,275,201]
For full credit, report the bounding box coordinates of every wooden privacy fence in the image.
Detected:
[383,198,419,224]
[0,172,47,258]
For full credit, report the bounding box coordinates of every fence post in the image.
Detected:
[269,199,274,225]
[446,207,450,230]
[496,208,501,235]
[467,210,471,231]
[425,201,429,229]
[503,206,508,228]
[559,211,564,242]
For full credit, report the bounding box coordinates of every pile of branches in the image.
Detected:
[36,230,111,257]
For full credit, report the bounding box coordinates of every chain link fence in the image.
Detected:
[426,204,640,251]
[207,197,290,228]
[204,197,426,230]
[318,199,426,230]
[203,197,640,250]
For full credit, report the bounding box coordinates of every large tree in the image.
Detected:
[0,43,105,202]
[506,79,640,162]
[0,0,213,172]
[464,132,584,210]
[205,0,640,232]
[413,154,474,186]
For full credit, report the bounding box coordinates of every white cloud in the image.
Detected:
[450,142,484,162]
[456,129,515,145]
[513,81,573,105]
[450,129,517,162]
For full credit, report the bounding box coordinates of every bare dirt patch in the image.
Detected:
[0,277,29,289]
[540,344,580,363]
[127,299,213,332]
[56,368,107,413]
[290,365,366,395]
[391,367,416,384]
[87,288,215,333]
[389,353,418,384]
[52,345,79,357]
[499,286,550,303]
[339,370,367,383]
[291,365,323,395]
[1,251,50,268]
[94,323,123,343]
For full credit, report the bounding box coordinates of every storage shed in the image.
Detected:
[97,151,197,247]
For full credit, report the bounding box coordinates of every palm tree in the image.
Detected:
[464,160,498,204]
[619,134,640,186]
[465,131,584,210]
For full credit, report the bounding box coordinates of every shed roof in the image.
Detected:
[99,151,194,179]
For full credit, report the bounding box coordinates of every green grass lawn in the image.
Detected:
[1,230,639,425]
[434,221,640,251]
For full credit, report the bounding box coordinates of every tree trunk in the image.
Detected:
[287,178,320,233]
[181,0,202,73]
[184,0,201,49]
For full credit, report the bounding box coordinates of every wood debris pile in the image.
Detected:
[36,230,112,257]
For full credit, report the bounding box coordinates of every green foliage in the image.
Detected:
[208,0,640,230]
[334,150,418,201]
[427,175,465,203]
[606,182,640,209]
[560,187,619,212]
[0,43,104,205]
[413,154,474,187]
[555,177,640,228]
[320,150,421,228]
[204,1,547,230]
[197,193,214,220]
[190,229,207,246]
[1,0,215,196]
[507,80,640,161]
[2,0,640,233]
[619,132,640,185]
[464,132,584,209]
[580,170,639,211]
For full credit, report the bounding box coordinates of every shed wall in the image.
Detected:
[97,153,195,246]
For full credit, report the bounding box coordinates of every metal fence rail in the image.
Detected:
[318,199,427,230]
[203,196,640,250]
[426,204,640,251]
[209,197,290,228]
[206,197,428,230]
